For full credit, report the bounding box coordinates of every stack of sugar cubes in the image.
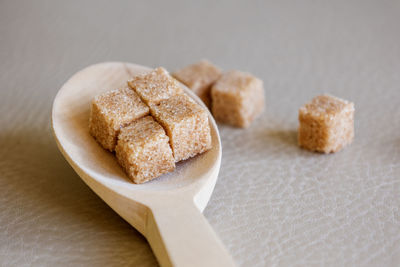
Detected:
[90,62,354,185]
[89,67,212,184]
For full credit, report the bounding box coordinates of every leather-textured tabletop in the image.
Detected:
[0,0,399,266]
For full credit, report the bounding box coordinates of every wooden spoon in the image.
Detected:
[51,62,236,267]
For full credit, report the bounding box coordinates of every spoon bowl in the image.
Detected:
[52,62,235,267]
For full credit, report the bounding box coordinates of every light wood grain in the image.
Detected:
[51,62,236,267]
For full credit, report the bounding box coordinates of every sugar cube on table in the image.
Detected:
[115,116,175,184]
[211,70,264,128]
[172,60,222,108]
[127,67,183,106]
[151,94,212,162]
[89,87,149,151]
[298,94,355,153]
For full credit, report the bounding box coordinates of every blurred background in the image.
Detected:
[1,0,399,266]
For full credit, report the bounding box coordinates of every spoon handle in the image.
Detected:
[146,200,236,267]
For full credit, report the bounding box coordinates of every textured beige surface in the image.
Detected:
[0,0,399,266]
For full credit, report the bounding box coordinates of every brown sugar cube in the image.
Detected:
[211,70,264,128]
[115,116,175,184]
[150,94,212,162]
[89,88,149,151]
[127,67,183,105]
[298,94,355,153]
[172,60,222,108]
